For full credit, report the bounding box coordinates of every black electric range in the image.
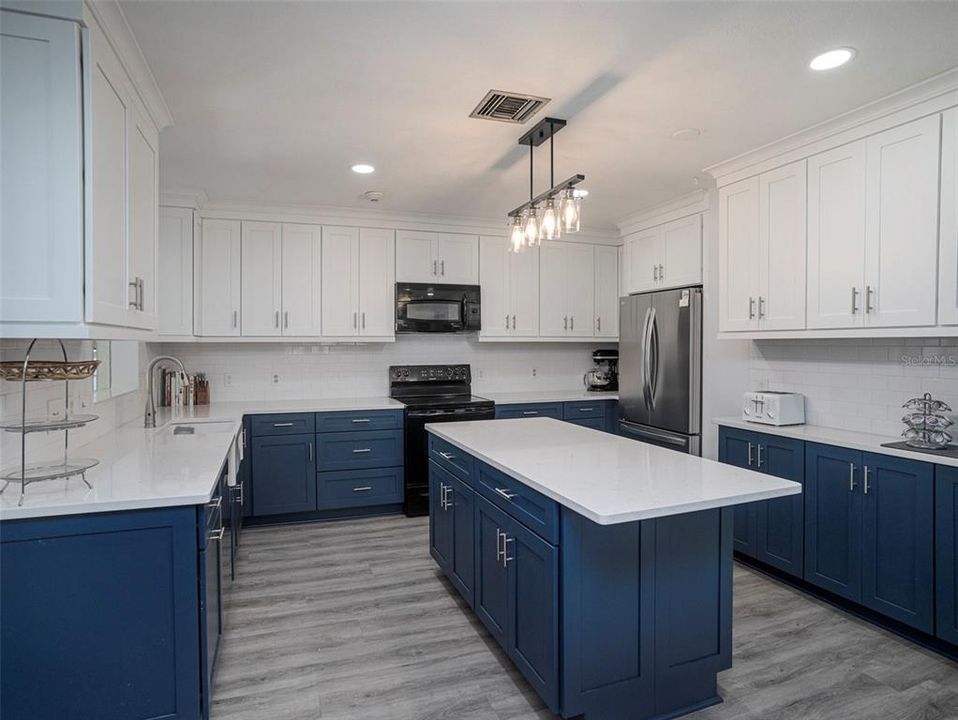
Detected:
[389,364,495,516]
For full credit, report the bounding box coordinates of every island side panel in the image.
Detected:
[0,507,201,720]
[561,506,733,720]
[653,507,733,716]
[561,509,655,719]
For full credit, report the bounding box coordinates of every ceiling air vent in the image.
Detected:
[470,90,550,124]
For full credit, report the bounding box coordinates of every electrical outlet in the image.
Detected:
[272,373,280,384]
[47,399,65,418]
[477,369,484,379]
[532,368,537,377]
[224,374,233,386]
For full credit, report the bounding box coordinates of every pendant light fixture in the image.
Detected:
[506,117,585,252]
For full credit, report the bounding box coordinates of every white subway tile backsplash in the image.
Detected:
[750,339,958,437]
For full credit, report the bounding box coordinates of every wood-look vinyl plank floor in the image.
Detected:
[212,515,958,720]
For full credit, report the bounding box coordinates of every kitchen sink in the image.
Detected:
[165,421,236,437]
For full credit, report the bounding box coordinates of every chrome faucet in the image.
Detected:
[145,355,188,428]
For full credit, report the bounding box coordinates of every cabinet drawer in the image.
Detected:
[250,413,315,437]
[566,417,605,431]
[429,435,474,482]
[316,429,403,471]
[562,401,606,420]
[315,410,402,433]
[495,403,563,420]
[317,467,403,509]
[476,461,559,544]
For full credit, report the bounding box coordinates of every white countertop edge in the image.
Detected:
[712,417,958,468]
[427,422,801,525]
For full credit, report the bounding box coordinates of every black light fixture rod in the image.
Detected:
[549,123,555,188]
[529,143,534,202]
[507,174,585,218]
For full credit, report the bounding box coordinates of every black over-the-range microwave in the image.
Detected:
[395,283,481,334]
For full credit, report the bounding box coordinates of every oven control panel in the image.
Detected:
[389,364,471,383]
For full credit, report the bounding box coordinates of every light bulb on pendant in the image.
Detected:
[540,197,559,242]
[524,206,540,246]
[509,216,525,253]
[560,188,581,233]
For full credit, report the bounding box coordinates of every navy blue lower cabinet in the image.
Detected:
[199,482,225,720]
[0,507,201,720]
[936,465,958,644]
[718,427,759,558]
[495,402,564,420]
[860,453,934,633]
[429,463,454,571]
[315,428,403,472]
[804,443,863,601]
[475,496,511,646]
[754,435,804,578]
[317,467,403,509]
[251,433,317,516]
[448,473,476,606]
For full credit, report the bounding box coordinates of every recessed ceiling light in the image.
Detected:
[351,164,375,174]
[671,128,701,141]
[809,47,856,71]
[573,188,589,198]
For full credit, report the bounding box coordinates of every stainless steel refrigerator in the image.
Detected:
[618,286,702,455]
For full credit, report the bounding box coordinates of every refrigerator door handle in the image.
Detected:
[640,306,652,410]
[648,307,659,411]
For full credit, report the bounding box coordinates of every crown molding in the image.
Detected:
[704,66,958,187]
[160,187,209,209]
[188,197,621,245]
[84,0,173,130]
[616,190,709,237]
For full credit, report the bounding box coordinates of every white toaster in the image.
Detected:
[742,391,805,426]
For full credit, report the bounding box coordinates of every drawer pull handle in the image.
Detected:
[352,448,372,454]
[522,411,539,416]
[207,496,222,511]
[273,422,295,427]
[579,407,594,412]
[438,451,456,460]
[208,526,225,542]
[353,486,373,492]
[351,418,371,423]
[495,487,518,501]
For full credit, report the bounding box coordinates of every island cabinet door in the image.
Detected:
[860,453,934,633]
[804,443,862,601]
[251,434,317,516]
[718,427,758,557]
[428,463,453,572]
[475,497,511,646]
[755,435,805,578]
[505,518,559,714]
[449,475,475,607]
[936,466,958,644]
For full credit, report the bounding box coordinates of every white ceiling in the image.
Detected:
[121,1,958,230]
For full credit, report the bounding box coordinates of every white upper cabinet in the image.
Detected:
[593,245,619,338]
[806,141,868,329]
[540,242,594,337]
[357,228,396,337]
[939,108,958,325]
[719,178,761,332]
[195,219,241,336]
[321,226,360,337]
[396,230,478,284]
[240,222,283,336]
[759,160,807,331]
[158,207,193,336]
[129,110,159,328]
[322,226,395,339]
[863,115,940,328]
[281,224,323,336]
[478,236,539,338]
[622,216,702,295]
[0,12,83,324]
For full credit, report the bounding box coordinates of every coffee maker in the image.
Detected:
[583,349,619,392]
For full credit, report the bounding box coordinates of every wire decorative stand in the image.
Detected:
[0,339,100,506]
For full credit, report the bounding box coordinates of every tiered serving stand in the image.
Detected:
[0,339,100,506]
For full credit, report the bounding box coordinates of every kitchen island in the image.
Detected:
[425,417,801,720]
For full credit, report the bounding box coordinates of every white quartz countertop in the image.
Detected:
[479,390,618,404]
[426,418,800,525]
[713,417,958,468]
[1,396,402,521]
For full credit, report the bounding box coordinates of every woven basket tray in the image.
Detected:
[0,360,100,382]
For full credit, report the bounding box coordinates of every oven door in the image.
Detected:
[396,283,481,333]
[403,405,495,516]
